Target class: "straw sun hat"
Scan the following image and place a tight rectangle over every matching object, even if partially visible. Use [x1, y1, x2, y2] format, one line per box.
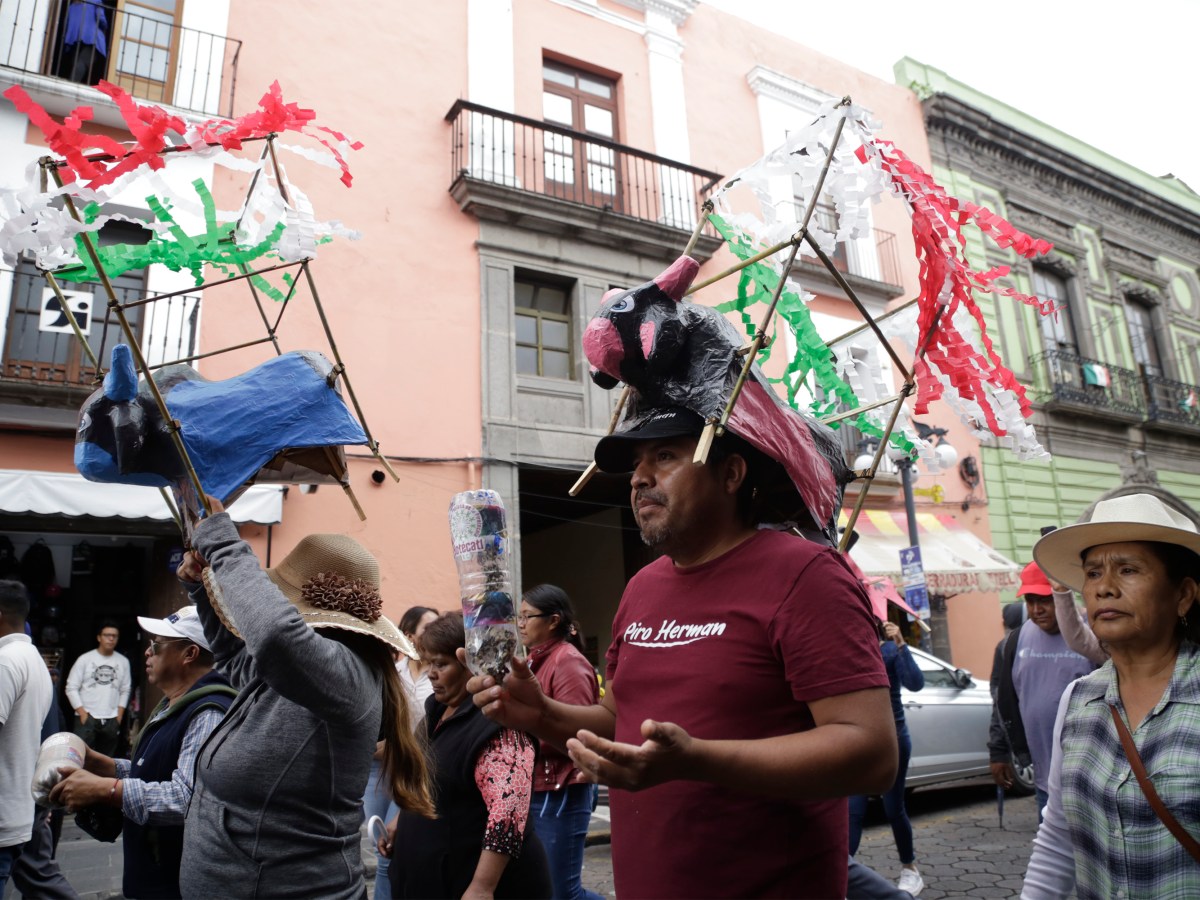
[1033, 493, 1200, 592]
[204, 533, 417, 659]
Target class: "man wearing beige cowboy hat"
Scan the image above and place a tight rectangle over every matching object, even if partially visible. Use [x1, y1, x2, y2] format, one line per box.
[173, 498, 434, 900]
[1024, 492, 1200, 898]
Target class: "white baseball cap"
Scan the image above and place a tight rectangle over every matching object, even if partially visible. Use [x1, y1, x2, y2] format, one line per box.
[137, 606, 210, 651]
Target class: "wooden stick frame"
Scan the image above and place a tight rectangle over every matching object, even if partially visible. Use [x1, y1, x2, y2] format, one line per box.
[32, 132, 387, 533]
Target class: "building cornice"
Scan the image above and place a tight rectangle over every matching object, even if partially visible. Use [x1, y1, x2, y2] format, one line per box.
[745, 65, 834, 112]
[611, 0, 698, 27]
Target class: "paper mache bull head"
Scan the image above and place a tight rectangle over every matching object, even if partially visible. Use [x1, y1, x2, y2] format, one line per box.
[76, 344, 368, 516]
[581, 255, 853, 540]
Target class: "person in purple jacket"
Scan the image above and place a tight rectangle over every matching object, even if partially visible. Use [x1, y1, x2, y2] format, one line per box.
[849, 620, 926, 896]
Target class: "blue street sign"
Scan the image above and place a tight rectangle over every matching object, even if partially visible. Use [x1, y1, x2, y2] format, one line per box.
[904, 582, 931, 620]
[900, 545, 931, 620]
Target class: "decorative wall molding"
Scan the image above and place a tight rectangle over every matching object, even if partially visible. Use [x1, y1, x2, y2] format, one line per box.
[745, 65, 834, 114]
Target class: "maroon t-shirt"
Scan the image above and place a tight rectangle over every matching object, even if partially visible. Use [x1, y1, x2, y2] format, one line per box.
[604, 529, 888, 899]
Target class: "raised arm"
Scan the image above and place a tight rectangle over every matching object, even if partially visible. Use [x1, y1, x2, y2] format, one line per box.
[1052, 587, 1106, 665]
[190, 513, 377, 723]
[180, 558, 257, 690]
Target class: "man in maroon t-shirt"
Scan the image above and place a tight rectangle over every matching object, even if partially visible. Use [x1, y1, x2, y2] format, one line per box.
[467, 406, 894, 897]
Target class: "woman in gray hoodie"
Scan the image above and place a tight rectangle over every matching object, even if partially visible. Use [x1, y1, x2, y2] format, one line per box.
[175, 504, 434, 898]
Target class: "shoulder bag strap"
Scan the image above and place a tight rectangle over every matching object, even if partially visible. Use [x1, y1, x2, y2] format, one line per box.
[1109, 703, 1200, 864]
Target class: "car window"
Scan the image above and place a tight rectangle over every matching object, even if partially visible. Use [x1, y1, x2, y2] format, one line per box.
[909, 650, 961, 688]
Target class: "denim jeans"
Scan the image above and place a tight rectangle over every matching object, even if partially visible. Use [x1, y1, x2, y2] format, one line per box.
[849, 722, 915, 864]
[361, 759, 394, 900]
[530, 784, 602, 900]
[1035, 786, 1048, 823]
[0, 842, 21, 894]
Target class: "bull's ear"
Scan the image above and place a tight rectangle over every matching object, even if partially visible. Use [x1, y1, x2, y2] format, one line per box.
[653, 255, 699, 302]
[590, 366, 619, 390]
[103, 344, 139, 402]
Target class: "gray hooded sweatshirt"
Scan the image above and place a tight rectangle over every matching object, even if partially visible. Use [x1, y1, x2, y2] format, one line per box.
[179, 514, 381, 899]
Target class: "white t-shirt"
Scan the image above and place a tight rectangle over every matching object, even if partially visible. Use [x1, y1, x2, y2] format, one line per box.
[0, 633, 53, 847]
[65, 648, 131, 719]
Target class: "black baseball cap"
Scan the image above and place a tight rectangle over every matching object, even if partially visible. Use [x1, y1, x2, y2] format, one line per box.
[593, 406, 706, 473]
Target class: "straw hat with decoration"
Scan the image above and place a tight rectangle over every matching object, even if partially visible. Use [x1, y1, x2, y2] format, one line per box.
[203, 533, 417, 659]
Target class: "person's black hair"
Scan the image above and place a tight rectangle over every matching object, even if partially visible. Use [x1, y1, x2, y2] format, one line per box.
[97, 619, 120, 636]
[522, 584, 585, 652]
[398, 605, 437, 638]
[417, 611, 466, 659]
[0, 580, 30, 624]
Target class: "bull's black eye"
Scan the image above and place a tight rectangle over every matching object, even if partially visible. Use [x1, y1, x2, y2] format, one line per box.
[608, 296, 633, 313]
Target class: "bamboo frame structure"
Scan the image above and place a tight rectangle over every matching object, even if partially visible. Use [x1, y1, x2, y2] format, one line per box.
[32, 132, 392, 535]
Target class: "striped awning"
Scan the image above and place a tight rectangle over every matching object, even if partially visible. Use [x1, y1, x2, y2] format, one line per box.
[842, 509, 1021, 596]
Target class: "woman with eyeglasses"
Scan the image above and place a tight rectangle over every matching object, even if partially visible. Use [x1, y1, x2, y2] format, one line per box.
[518, 585, 602, 900]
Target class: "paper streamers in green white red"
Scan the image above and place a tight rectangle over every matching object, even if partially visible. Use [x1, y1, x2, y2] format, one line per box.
[0, 81, 361, 286]
[709, 98, 1054, 461]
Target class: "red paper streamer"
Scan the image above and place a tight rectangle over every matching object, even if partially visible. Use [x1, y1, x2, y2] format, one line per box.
[855, 140, 1054, 435]
[3, 80, 362, 190]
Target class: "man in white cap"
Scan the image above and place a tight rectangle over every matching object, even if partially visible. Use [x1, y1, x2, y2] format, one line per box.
[51, 607, 236, 899]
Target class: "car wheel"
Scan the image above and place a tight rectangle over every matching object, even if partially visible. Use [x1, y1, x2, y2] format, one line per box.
[1009, 754, 1035, 796]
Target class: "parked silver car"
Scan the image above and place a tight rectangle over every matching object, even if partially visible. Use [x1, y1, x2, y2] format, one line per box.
[902, 646, 1034, 793]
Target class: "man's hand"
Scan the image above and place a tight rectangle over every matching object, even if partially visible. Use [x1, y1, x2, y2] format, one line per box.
[462, 650, 548, 733]
[566, 718, 694, 791]
[883, 622, 905, 646]
[49, 767, 113, 812]
[176, 550, 207, 584]
[76, 709, 89, 725]
[990, 761, 1015, 789]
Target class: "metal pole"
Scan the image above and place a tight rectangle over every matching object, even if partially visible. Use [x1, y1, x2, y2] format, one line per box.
[900, 459, 920, 547]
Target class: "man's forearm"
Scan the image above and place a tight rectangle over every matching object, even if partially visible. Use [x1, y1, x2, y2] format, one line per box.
[682, 688, 897, 801]
[539, 696, 616, 752]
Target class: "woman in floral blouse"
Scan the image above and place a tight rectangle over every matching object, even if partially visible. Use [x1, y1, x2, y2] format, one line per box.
[384, 612, 550, 899]
[1024, 494, 1200, 899]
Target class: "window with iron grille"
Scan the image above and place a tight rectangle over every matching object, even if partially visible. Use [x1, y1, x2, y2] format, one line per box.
[515, 272, 574, 380]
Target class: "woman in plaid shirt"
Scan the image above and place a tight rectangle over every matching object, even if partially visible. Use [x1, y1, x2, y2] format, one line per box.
[1023, 494, 1200, 899]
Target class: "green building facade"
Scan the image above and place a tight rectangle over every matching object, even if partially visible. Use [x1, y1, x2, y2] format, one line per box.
[895, 59, 1200, 593]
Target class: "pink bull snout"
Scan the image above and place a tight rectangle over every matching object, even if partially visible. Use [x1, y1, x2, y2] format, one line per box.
[582, 317, 625, 379]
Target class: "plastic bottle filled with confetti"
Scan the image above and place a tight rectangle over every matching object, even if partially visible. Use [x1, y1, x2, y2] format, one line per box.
[449, 489, 522, 681]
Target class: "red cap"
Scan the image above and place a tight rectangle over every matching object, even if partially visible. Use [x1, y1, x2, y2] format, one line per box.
[1018, 560, 1053, 597]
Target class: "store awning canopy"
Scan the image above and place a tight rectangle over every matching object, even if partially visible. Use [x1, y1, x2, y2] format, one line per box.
[0, 469, 284, 525]
[842, 509, 1021, 596]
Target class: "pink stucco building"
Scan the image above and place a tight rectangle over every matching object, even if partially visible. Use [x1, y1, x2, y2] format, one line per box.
[0, 0, 1009, 699]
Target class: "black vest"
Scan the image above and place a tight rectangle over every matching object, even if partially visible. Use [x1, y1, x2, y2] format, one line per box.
[123, 670, 237, 899]
[390, 696, 549, 899]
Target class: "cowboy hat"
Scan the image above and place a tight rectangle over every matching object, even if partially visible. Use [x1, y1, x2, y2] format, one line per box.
[205, 533, 417, 659]
[1033, 493, 1200, 591]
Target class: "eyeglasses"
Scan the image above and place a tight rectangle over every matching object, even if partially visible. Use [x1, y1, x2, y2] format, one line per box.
[149, 638, 185, 655]
[517, 613, 550, 624]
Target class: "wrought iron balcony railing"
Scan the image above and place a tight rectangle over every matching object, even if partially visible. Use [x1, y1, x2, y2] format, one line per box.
[1, 0, 240, 116]
[1145, 372, 1200, 428]
[446, 100, 722, 232]
[797, 203, 903, 290]
[1, 266, 199, 391]
[1032, 348, 1146, 417]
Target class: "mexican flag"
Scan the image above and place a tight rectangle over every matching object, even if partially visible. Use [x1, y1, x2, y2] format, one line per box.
[1082, 362, 1111, 387]
[1181, 389, 1198, 411]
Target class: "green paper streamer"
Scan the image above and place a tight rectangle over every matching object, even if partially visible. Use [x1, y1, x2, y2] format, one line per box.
[55, 179, 285, 288]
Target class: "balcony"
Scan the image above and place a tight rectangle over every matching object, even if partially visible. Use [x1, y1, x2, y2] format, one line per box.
[1032, 348, 1146, 421]
[0, 265, 199, 422]
[445, 100, 724, 262]
[795, 203, 905, 300]
[1145, 373, 1200, 432]
[1, 0, 240, 116]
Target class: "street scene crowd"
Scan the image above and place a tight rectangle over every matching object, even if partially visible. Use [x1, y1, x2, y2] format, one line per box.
[3, 402, 1200, 899]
